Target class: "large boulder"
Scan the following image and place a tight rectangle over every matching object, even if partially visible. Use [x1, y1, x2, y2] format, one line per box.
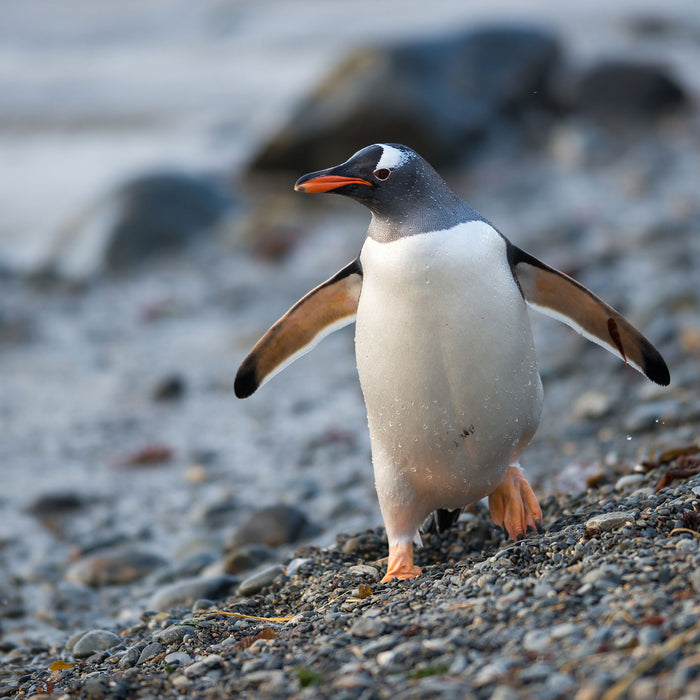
[574, 60, 689, 121]
[43, 172, 236, 281]
[248, 26, 562, 173]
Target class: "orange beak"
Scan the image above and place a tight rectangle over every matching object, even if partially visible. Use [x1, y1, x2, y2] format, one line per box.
[294, 174, 372, 193]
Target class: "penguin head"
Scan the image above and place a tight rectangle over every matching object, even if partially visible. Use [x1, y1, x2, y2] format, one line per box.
[294, 143, 454, 219]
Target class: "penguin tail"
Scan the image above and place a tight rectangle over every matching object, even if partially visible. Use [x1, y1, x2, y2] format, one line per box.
[421, 508, 462, 535]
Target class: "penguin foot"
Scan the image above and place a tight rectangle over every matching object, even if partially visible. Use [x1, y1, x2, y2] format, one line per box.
[488, 466, 543, 540]
[381, 541, 422, 583]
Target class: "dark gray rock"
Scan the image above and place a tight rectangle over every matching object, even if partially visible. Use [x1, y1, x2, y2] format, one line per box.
[576, 61, 688, 120]
[228, 504, 313, 548]
[152, 374, 187, 401]
[66, 546, 167, 587]
[238, 564, 285, 596]
[148, 575, 238, 611]
[118, 645, 142, 670]
[71, 629, 121, 659]
[45, 171, 235, 280]
[192, 497, 239, 530]
[153, 625, 192, 645]
[223, 544, 277, 574]
[184, 653, 226, 678]
[25, 491, 88, 517]
[137, 642, 163, 664]
[248, 25, 561, 173]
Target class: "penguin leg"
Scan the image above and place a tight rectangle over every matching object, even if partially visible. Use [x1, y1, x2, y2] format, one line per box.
[488, 465, 543, 540]
[381, 541, 422, 583]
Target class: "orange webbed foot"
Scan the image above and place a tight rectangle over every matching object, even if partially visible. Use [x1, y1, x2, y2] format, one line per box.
[488, 465, 543, 541]
[381, 541, 422, 583]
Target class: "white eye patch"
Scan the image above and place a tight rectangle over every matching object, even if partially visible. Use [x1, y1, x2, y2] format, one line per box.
[376, 144, 411, 170]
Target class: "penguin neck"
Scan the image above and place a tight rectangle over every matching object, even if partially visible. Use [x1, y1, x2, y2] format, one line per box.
[366, 188, 485, 243]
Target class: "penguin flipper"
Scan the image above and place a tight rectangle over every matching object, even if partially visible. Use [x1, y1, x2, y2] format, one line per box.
[508, 244, 670, 386]
[235, 259, 363, 398]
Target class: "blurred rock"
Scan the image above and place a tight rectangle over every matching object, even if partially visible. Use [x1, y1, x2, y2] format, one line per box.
[248, 25, 561, 173]
[26, 492, 89, 517]
[66, 546, 167, 587]
[152, 374, 187, 401]
[191, 497, 238, 530]
[227, 504, 315, 548]
[238, 564, 285, 596]
[575, 61, 688, 121]
[223, 544, 277, 575]
[43, 172, 235, 281]
[148, 575, 238, 611]
[112, 443, 174, 468]
[71, 629, 121, 659]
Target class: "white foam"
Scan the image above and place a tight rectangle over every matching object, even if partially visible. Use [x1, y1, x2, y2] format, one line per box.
[375, 144, 411, 171]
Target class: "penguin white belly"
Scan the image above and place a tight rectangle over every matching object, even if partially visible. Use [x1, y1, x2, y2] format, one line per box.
[356, 221, 543, 540]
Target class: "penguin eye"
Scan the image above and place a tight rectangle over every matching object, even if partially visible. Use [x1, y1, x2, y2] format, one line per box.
[373, 168, 391, 181]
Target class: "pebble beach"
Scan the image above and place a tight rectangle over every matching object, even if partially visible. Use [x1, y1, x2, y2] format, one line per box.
[1, 1, 700, 698]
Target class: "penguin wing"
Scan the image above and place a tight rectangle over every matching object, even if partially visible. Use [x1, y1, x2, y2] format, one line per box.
[508, 244, 670, 386]
[235, 259, 363, 398]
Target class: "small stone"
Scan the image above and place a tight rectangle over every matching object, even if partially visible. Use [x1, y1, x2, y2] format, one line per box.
[138, 642, 163, 664]
[350, 617, 386, 639]
[184, 654, 226, 678]
[347, 564, 380, 580]
[149, 575, 238, 611]
[489, 686, 520, 700]
[71, 629, 121, 659]
[238, 565, 285, 596]
[638, 626, 663, 646]
[164, 652, 193, 668]
[522, 629, 552, 653]
[689, 568, 700, 594]
[192, 498, 238, 530]
[585, 511, 636, 535]
[66, 547, 167, 587]
[119, 645, 142, 669]
[615, 474, 645, 491]
[572, 390, 614, 420]
[286, 558, 312, 577]
[228, 504, 313, 548]
[153, 625, 191, 645]
[152, 374, 186, 401]
[223, 544, 277, 574]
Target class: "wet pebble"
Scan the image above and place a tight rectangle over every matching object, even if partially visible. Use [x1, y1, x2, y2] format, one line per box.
[66, 547, 167, 587]
[148, 575, 238, 611]
[238, 564, 285, 596]
[71, 629, 121, 659]
[228, 504, 313, 548]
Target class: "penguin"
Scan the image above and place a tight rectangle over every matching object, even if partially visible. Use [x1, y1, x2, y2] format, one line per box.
[235, 143, 670, 583]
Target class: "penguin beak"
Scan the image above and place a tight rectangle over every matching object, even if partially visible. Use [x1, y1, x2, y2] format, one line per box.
[294, 170, 372, 193]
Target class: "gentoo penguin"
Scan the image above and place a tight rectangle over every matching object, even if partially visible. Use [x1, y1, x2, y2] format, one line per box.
[235, 144, 670, 583]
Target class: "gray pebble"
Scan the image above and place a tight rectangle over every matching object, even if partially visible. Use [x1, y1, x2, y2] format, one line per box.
[347, 564, 380, 580]
[238, 564, 285, 596]
[138, 642, 163, 664]
[66, 547, 167, 587]
[153, 625, 191, 645]
[72, 629, 121, 659]
[585, 511, 636, 534]
[164, 651, 193, 668]
[615, 474, 645, 491]
[349, 617, 386, 639]
[638, 626, 663, 646]
[118, 645, 142, 669]
[149, 575, 238, 611]
[286, 557, 312, 577]
[184, 653, 226, 678]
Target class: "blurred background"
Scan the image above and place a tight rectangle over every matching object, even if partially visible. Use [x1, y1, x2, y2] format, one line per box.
[1, 0, 699, 647]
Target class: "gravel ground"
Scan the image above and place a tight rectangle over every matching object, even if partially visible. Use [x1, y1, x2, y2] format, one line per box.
[2, 3, 700, 699]
[4, 447, 700, 699]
